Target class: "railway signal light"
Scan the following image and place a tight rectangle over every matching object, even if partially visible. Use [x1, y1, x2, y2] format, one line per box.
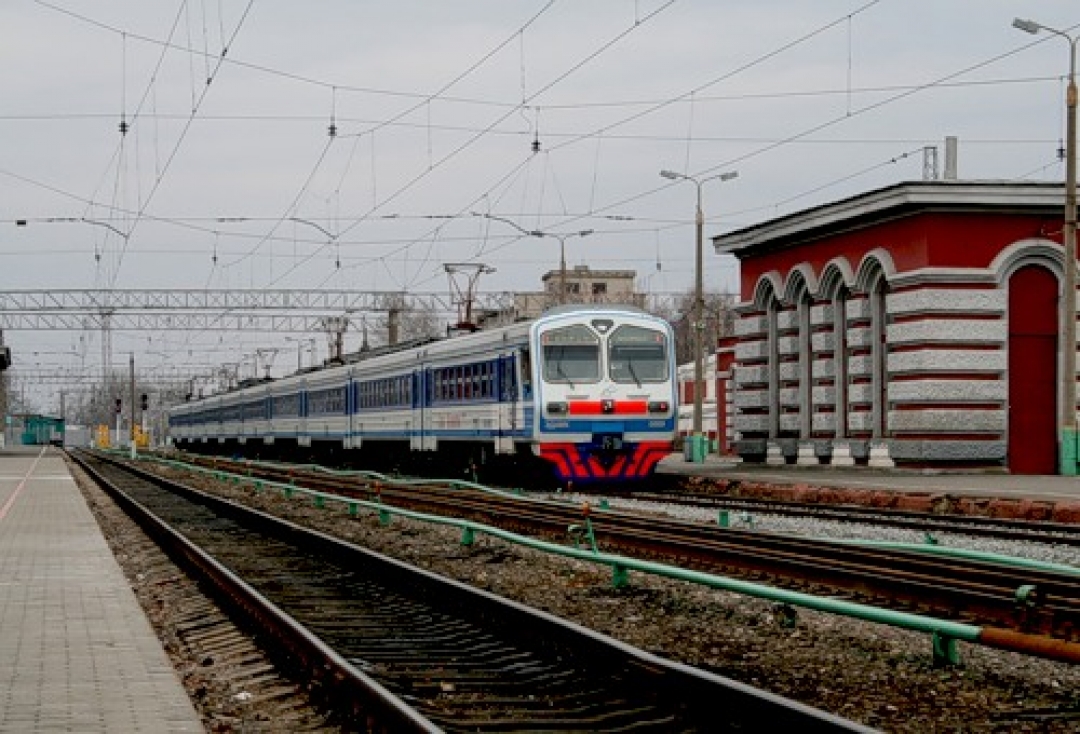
[114, 397, 122, 414]
[140, 393, 148, 411]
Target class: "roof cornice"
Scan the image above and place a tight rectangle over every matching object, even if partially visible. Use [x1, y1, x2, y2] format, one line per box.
[713, 180, 1066, 257]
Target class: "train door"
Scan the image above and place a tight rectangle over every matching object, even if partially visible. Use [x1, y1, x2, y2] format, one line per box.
[496, 354, 518, 453]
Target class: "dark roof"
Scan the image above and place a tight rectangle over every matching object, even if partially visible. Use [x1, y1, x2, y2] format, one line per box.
[713, 180, 1066, 257]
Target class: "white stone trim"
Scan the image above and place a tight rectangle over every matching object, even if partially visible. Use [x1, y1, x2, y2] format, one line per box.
[779, 387, 801, 407]
[845, 298, 872, 320]
[779, 362, 801, 381]
[847, 326, 872, 348]
[812, 413, 838, 432]
[734, 364, 770, 385]
[810, 304, 835, 325]
[848, 412, 874, 432]
[887, 379, 1007, 403]
[889, 349, 1006, 375]
[735, 315, 769, 337]
[811, 331, 836, 352]
[812, 357, 836, 379]
[848, 355, 873, 377]
[777, 311, 798, 330]
[888, 408, 1006, 432]
[848, 383, 875, 404]
[735, 341, 771, 361]
[734, 390, 770, 409]
[830, 440, 856, 465]
[812, 385, 837, 405]
[796, 442, 820, 465]
[888, 268, 997, 287]
[779, 414, 801, 432]
[777, 335, 801, 356]
[868, 441, 895, 468]
[888, 288, 1006, 316]
[887, 320, 1006, 346]
[736, 414, 771, 432]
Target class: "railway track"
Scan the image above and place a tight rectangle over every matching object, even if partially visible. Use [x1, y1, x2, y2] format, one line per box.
[165, 454, 1080, 659]
[74, 450, 867, 733]
[624, 488, 1080, 547]
[75, 461, 338, 731]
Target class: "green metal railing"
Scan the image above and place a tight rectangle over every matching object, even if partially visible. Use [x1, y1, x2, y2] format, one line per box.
[111, 450, 1080, 666]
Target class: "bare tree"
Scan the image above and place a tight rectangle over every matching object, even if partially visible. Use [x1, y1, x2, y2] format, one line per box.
[650, 289, 736, 366]
[371, 301, 442, 348]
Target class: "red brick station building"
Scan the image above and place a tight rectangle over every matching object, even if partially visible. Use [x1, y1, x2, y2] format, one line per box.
[711, 180, 1078, 476]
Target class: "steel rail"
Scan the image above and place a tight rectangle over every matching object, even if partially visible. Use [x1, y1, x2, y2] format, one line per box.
[79, 450, 870, 732]
[175, 455, 1080, 646]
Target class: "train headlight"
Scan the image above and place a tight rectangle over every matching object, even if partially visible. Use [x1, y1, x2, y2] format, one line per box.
[546, 401, 569, 415]
[647, 401, 670, 413]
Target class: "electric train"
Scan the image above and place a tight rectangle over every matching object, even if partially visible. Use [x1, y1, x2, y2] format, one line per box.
[168, 306, 677, 484]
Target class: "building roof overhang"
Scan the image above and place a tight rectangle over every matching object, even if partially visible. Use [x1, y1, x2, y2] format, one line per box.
[713, 180, 1066, 259]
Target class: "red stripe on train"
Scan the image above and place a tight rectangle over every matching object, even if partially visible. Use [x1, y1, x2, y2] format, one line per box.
[567, 400, 648, 416]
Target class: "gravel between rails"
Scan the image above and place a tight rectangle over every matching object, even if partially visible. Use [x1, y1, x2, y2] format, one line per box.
[107, 460, 1080, 732]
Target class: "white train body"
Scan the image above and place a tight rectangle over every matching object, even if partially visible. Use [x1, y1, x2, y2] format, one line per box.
[169, 306, 676, 482]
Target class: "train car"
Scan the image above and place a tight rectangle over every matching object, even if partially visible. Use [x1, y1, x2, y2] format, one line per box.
[531, 307, 676, 481]
[168, 306, 677, 484]
[20, 414, 66, 446]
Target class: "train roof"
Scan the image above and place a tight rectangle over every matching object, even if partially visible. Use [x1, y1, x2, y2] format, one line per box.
[171, 305, 669, 412]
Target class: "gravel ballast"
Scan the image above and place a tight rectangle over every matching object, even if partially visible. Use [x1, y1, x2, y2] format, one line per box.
[113, 461, 1080, 732]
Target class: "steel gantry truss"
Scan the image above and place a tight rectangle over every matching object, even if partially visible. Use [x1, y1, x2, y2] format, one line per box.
[0, 288, 712, 332]
[0, 289, 518, 332]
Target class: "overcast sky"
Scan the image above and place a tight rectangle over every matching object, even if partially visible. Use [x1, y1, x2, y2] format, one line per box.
[2, 0, 1077, 410]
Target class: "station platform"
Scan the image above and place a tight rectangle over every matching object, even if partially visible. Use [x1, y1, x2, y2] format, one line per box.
[656, 454, 1080, 518]
[0, 446, 202, 733]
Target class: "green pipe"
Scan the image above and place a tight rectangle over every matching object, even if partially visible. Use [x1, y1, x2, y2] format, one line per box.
[129, 454, 993, 649]
[254, 474, 983, 644]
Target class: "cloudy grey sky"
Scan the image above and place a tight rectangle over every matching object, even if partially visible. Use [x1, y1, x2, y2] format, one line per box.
[2, 0, 1077, 410]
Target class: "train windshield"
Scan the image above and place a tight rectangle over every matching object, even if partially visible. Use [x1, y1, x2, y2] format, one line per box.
[541, 325, 600, 385]
[609, 325, 668, 385]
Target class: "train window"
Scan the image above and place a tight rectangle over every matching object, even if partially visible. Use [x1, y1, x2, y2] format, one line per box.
[609, 325, 668, 384]
[275, 393, 301, 417]
[541, 325, 600, 384]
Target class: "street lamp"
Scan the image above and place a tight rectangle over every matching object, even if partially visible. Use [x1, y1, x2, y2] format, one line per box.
[1013, 18, 1078, 475]
[474, 213, 593, 306]
[660, 168, 738, 462]
[550, 230, 595, 305]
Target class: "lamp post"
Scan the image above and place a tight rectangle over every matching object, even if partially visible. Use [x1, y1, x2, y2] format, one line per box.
[1013, 18, 1078, 475]
[660, 168, 738, 462]
[474, 213, 593, 306]
[550, 230, 595, 305]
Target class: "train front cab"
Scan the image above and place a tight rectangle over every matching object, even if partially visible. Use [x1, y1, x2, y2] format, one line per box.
[532, 311, 675, 483]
